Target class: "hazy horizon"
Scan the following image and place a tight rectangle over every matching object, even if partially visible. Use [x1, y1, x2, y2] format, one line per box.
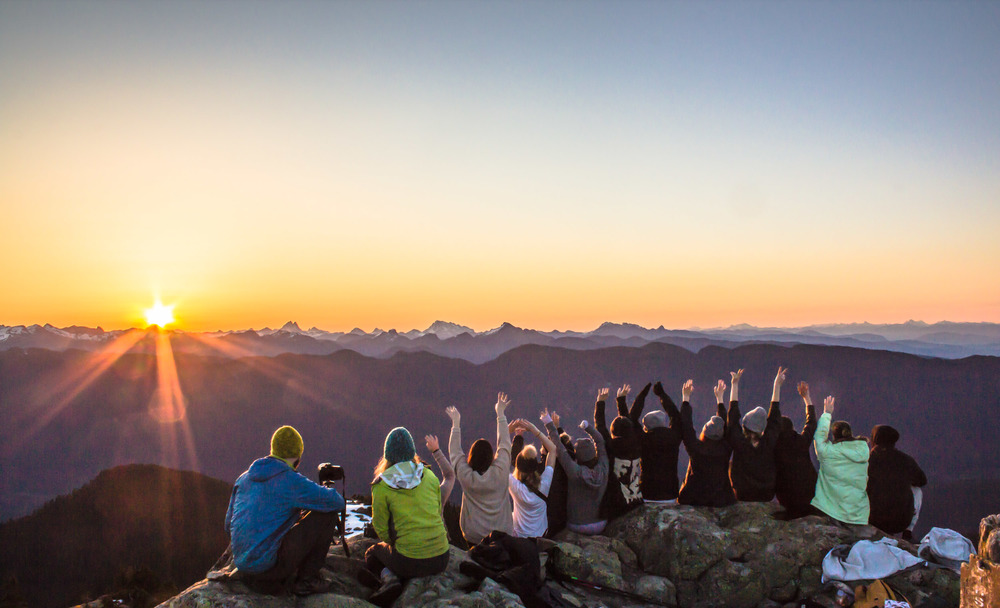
[3, 1, 998, 332]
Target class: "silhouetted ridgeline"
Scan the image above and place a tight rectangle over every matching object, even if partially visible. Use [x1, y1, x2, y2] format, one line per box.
[0, 464, 230, 608]
[1, 342, 998, 539]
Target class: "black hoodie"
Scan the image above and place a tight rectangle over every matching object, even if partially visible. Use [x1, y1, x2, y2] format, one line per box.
[596, 384, 647, 519]
[867, 425, 927, 534]
[773, 404, 819, 516]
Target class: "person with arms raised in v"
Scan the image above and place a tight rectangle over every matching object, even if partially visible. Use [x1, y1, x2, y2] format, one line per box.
[726, 367, 785, 502]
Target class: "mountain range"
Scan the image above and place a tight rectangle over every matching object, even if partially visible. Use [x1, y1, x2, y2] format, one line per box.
[3, 319, 1000, 362]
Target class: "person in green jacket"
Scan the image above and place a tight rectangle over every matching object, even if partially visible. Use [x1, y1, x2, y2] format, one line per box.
[810, 396, 871, 526]
[360, 427, 450, 607]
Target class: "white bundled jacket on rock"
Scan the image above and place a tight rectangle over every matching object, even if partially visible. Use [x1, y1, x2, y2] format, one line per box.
[822, 538, 924, 582]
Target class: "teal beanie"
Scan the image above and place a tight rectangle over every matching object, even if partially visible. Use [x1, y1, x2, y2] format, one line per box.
[384, 427, 416, 465]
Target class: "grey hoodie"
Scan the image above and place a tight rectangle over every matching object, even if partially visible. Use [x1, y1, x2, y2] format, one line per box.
[546, 422, 608, 527]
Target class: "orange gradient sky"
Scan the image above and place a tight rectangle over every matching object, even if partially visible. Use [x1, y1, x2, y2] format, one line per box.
[2, 2, 999, 332]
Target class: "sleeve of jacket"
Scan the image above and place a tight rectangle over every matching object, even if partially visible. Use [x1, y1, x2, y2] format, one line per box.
[289, 470, 345, 512]
[492, 410, 511, 474]
[726, 400, 744, 449]
[431, 448, 456, 504]
[371, 482, 391, 543]
[679, 401, 701, 454]
[449, 423, 477, 488]
[616, 394, 629, 418]
[908, 454, 928, 487]
[595, 399, 612, 447]
[764, 401, 781, 448]
[224, 486, 236, 533]
[801, 404, 818, 449]
[813, 412, 833, 461]
[629, 383, 651, 425]
[547, 421, 584, 482]
[659, 390, 681, 426]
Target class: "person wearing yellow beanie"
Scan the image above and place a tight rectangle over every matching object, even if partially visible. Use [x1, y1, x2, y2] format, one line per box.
[225, 425, 345, 596]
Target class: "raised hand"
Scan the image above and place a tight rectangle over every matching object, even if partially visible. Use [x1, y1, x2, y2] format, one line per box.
[425, 434, 440, 452]
[714, 379, 727, 403]
[579, 419, 590, 431]
[798, 381, 812, 406]
[551, 410, 561, 428]
[653, 381, 665, 397]
[445, 406, 461, 425]
[495, 392, 510, 416]
[540, 409, 553, 426]
[682, 379, 694, 401]
[508, 419, 525, 435]
[730, 369, 744, 385]
[823, 396, 835, 414]
[774, 366, 787, 388]
[597, 388, 610, 402]
[617, 384, 631, 399]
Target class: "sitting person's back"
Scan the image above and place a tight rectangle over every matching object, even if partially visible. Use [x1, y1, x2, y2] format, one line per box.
[226, 426, 345, 595]
[677, 378, 736, 508]
[774, 382, 819, 518]
[811, 396, 870, 526]
[641, 382, 684, 502]
[867, 425, 927, 535]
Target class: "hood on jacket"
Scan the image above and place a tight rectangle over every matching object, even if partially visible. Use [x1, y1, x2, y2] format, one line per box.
[380, 460, 425, 490]
[247, 456, 294, 482]
[871, 425, 900, 447]
[610, 415, 634, 439]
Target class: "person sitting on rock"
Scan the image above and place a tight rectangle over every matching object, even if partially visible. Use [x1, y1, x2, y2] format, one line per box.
[423, 433, 456, 507]
[867, 425, 927, 540]
[447, 392, 514, 545]
[543, 389, 610, 535]
[773, 381, 819, 519]
[360, 427, 451, 607]
[726, 367, 784, 502]
[507, 415, 558, 538]
[595, 383, 647, 519]
[544, 413, 576, 537]
[224, 425, 345, 596]
[677, 379, 737, 507]
[811, 396, 871, 526]
[636, 381, 684, 503]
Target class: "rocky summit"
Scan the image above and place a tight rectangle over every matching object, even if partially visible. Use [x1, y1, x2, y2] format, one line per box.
[154, 502, 960, 608]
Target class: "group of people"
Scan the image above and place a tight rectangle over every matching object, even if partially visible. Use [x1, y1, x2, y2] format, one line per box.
[221, 366, 927, 606]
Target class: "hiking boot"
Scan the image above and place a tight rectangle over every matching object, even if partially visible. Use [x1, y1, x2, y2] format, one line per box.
[292, 575, 331, 596]
[357, 567, 381, 589]
[368, 580, 403, 607]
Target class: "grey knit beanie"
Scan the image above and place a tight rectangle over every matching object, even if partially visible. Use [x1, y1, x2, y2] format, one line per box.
[701, 416, 725, 440]
[573, 438, 597, 463]
[741, 407, 767, 435]
[642, 410, 667, 430]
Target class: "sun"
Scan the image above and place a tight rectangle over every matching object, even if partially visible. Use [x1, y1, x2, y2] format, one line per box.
[144, 299, 176, 328]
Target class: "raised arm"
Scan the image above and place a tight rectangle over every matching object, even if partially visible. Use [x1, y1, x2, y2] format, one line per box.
[813, 396, 835, 459]
[425, 434, 456, 505]
[629, 382, 652, 424]
[532, 413, 559, 467]
[495, 391, 512, 460]
[798, 381, 818, 440]
[446, 406, 463, 470]
[615, 384, 631, 418]
[594, 388, 612, 446]
[653, 381, 682, 423]
[714, 379, 727, 421]
[772, 366, 787, 403]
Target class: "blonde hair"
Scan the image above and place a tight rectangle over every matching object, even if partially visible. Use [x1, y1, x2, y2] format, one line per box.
[514, 445, 542, 491]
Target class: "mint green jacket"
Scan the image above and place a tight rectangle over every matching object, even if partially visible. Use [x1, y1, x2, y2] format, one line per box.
[810, 413, 870, 525]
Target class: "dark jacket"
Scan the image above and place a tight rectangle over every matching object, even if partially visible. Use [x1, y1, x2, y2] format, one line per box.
[867, 425, 927, 534]
[544, 428, 572, 537]
[596, 385, 647, 519]
[727, 400, 781, 502]
[636, 383, 683, 501]
[677, 401, 736, 507]
[773, 405, 819, 516]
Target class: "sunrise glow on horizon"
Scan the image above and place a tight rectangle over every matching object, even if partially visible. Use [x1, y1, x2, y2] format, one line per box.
[2, 2, 999, 333]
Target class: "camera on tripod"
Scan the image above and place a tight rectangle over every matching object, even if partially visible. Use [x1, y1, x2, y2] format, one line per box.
[317, 463, 344, 486]
[317, 462, 351, 557]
